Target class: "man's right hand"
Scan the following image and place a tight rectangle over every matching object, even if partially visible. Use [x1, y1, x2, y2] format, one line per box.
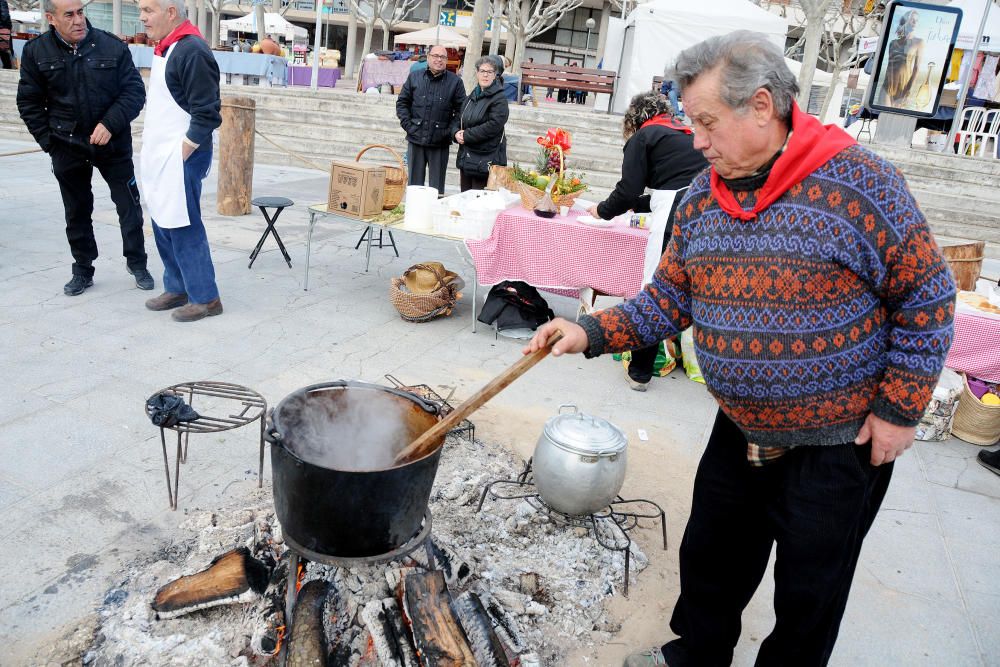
[523, 318, 589, 357]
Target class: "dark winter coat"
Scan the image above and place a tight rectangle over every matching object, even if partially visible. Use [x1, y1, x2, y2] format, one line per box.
[597, 124, 708, 220]
[16, 21, 145, 157]
[396, 66, 466, 148]
[455, 79, 509, 176]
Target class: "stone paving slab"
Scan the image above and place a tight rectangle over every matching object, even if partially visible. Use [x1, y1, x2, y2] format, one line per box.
[0, 138, 996, 665]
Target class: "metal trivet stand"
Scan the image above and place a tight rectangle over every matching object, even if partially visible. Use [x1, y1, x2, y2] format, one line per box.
[146, 381, 267, 510]
[477, 460, 666, 596]
[385, 374, 475, 441]
[283, 510, 435, 629]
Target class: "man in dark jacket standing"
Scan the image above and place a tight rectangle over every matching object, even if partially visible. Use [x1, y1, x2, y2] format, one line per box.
[16, 0, 152, 296]
[396, 44, 465, 194]
[0, 0, 13, 69]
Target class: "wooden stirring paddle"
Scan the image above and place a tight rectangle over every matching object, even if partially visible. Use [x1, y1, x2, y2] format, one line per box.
[393, 330, 565, 464]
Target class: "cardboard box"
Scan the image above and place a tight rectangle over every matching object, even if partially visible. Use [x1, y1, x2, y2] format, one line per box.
[328, 161, 385, 219]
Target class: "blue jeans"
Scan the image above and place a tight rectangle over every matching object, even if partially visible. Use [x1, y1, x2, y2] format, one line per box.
[668, 88, 682, 117]
[152, 148, 219, 304]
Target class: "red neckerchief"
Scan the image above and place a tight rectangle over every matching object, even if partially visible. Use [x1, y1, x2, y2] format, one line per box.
[640, 114, 693, 135]
[154, 20, 203, 57]
[709, 102, 857, 221]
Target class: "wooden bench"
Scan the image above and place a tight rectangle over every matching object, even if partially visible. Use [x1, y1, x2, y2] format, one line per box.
[519, 63, 616, 112]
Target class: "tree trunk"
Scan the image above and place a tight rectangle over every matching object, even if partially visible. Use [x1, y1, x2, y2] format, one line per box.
[595, 1, 610, 63]
[361, 20, 374, 68]
[197, 0, 208, 41]
[429, 0, 441, 25]
[504, 29, 516, 66]
[511, 27, 526, 75]
[112, 0, 122, 36]
[462, 0, 490, 89]
[819, 61, 844, 122]
[381, 23, 390, 50]
[254, 3, 267, 41]
[211, 6, 221, 51]
[488, 0, 504, 56]
[796, 0, 831, 110]
[217, 96, 256, 216]
[345, 3, 359, 78]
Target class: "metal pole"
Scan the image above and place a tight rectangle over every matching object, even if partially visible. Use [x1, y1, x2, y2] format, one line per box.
[945, 0, 993, 150]
[311, 0, 323, 90]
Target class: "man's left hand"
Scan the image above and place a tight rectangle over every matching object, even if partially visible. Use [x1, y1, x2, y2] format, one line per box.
[89, 123, 112, 146]
[181, 141, 196, 161]
[854, 413, 915, 466]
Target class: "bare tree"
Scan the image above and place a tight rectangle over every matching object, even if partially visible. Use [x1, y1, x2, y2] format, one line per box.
[794, 0, 836, 108]
[378, 0, 421, 50]
[347, 0, 379, 63]
[504, 0, 583, 74]
[461, 0, 490, 88]
[816, 1, 884, 119]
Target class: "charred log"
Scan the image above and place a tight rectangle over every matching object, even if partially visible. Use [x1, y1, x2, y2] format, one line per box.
[285, 579, 331, 667]
[152, 547, 269, 620]
[451, 591, 510, 667]
[398, 571, 476, 667]
[361, 598, 419, 667]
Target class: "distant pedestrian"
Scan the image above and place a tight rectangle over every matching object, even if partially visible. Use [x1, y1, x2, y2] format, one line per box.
[0, 0, 12, 69]
[455, 55, 509, 191]
[16, 0, 152, 296]
[138, 0, 224, 322]
[396, 44, 465, 194]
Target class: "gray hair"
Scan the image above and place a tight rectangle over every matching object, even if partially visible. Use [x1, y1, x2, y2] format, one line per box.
[674, 30, 799, 122]
[162, 0, 188, 18]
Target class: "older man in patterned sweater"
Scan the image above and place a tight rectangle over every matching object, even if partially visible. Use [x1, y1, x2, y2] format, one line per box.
[525, 31, 955, 667]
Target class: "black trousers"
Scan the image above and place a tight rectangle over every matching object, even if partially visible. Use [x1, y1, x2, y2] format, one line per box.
[407, 143, 449, 194]
[459, 170, 488, 192]
[51, 146, 147, 278]
[0, 49, 12, 70]
[664, 411, 892, 666]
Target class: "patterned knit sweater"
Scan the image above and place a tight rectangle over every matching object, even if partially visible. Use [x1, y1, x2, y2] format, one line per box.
[580, 144, 956, 447]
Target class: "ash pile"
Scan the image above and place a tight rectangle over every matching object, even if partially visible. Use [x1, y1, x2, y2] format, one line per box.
[83, 434, 650, 665]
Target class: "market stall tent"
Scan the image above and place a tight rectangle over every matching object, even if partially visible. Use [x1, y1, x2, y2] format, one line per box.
[948, 0, 1000, 52]
[220, 12, 308, 42]
[607, 0, 788, 114]
[393, 25, 469, 49]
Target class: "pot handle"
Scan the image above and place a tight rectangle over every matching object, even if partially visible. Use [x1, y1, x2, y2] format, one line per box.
[263, 408, 283, 445]
[558, 404, 578, 415]
[299, 380, 440, 415]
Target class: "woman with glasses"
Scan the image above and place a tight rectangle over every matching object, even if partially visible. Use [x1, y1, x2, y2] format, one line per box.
[454, 56, 510, 191]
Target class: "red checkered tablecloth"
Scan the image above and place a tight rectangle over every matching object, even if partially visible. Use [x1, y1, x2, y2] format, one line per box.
[465, 207, 650, 298]
[945, 305, 1000, 383]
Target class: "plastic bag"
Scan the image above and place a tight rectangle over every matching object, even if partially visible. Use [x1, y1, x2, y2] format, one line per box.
[614, 339, 679, 377]
[680, 328, 704, 385]
[915, 368, 964, 441]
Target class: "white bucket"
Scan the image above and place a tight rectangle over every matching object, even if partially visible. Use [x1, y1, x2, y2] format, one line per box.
[404, 186, 438, 231]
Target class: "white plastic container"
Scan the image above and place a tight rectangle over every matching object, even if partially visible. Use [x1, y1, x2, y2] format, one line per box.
[404, 185, 438, 232]
[432, 189, 519, 238]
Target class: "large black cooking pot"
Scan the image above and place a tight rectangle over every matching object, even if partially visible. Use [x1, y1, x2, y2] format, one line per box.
[265, 380, 445, 559]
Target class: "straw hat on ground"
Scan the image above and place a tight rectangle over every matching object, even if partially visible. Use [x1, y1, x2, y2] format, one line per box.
[402, 262, 464, 294]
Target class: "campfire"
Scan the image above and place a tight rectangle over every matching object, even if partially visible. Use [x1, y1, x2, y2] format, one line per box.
[79, 428, 654, 665]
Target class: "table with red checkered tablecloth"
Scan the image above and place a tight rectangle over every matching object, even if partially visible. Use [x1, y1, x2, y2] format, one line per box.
[945, 300, 1000, 383]
[465, 207, 650, 331]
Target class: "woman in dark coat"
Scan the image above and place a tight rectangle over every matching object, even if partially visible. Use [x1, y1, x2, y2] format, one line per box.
[454, 56, 509, 191]
[588, 91, 708, 392]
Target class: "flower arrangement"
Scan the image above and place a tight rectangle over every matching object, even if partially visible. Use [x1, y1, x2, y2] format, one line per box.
[509, 127, 587, 205]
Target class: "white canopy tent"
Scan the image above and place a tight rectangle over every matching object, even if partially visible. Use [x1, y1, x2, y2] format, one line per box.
[10, 10, 41, 26]
[394, 26, 469, 49]
[220, 12, 307, 42]
[949, 0, 1000, 52]
[606, 0, 788, 114]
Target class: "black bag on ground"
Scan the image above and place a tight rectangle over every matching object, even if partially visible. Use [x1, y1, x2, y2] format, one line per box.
[477, 281, 555, 331]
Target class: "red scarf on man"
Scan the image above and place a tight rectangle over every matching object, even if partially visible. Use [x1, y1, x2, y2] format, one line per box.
[709, 102, 856, 221]
[154, 20, 203, 57]
[640, 114, 693, 135]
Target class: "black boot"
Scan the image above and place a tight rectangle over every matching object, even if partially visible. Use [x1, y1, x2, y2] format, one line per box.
[64, 275, 94, 296]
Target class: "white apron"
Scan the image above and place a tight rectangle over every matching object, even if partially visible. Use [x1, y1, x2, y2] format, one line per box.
[140, 44, 192, 229]
[642, 189, 680, 283]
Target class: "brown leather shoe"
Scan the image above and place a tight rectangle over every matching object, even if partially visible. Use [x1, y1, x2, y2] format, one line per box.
[146, 292, 188, 311]
[171, 298, 223, 322]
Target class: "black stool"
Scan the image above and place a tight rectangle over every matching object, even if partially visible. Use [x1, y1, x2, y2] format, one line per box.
[249, 196, 294, 268]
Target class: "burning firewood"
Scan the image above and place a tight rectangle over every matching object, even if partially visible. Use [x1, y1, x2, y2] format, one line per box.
[398, 571, 477, 667]
[451, 591, 511, 667]
[152, 547, 269, 620]
[285, 579, 331, 667]
[361, 598, 419, 667]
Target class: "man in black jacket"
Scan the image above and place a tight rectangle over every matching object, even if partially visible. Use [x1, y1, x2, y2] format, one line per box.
[16, 0, 152, 296]
[0, 0, 13, 69]
[396, 45, 465, 194]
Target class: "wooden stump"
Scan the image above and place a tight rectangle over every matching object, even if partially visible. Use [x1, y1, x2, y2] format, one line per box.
[940, 240, 985, 291]
[218, 96, 255, 216]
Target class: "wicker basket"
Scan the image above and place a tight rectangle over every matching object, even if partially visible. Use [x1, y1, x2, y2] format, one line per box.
[356, 144, 405, 210]
[513, 179, 586, 210]
[951, 373, 1000, 446]
[389, 278, 460, 322]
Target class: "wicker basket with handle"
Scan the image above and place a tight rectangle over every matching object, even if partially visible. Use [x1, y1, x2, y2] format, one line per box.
[356, 144, 406, 210]
[509, 146, 586, 210]
[952, 373, 1000, 446]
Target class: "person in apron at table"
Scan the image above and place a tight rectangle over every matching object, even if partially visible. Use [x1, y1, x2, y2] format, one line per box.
[138, 0, 223, 322]
[587, 91, 707, 391]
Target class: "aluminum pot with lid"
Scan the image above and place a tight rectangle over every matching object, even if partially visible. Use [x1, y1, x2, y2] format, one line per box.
[532, 404, 628, 516]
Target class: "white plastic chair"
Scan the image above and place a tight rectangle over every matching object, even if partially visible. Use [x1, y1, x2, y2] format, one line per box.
[956, 107, 986, 156]
[973, 109, 1000, 158]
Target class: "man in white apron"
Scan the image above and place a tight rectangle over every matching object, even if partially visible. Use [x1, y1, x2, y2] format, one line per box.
[587, 91, 707, 390]
[138, 0, 222, 322]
